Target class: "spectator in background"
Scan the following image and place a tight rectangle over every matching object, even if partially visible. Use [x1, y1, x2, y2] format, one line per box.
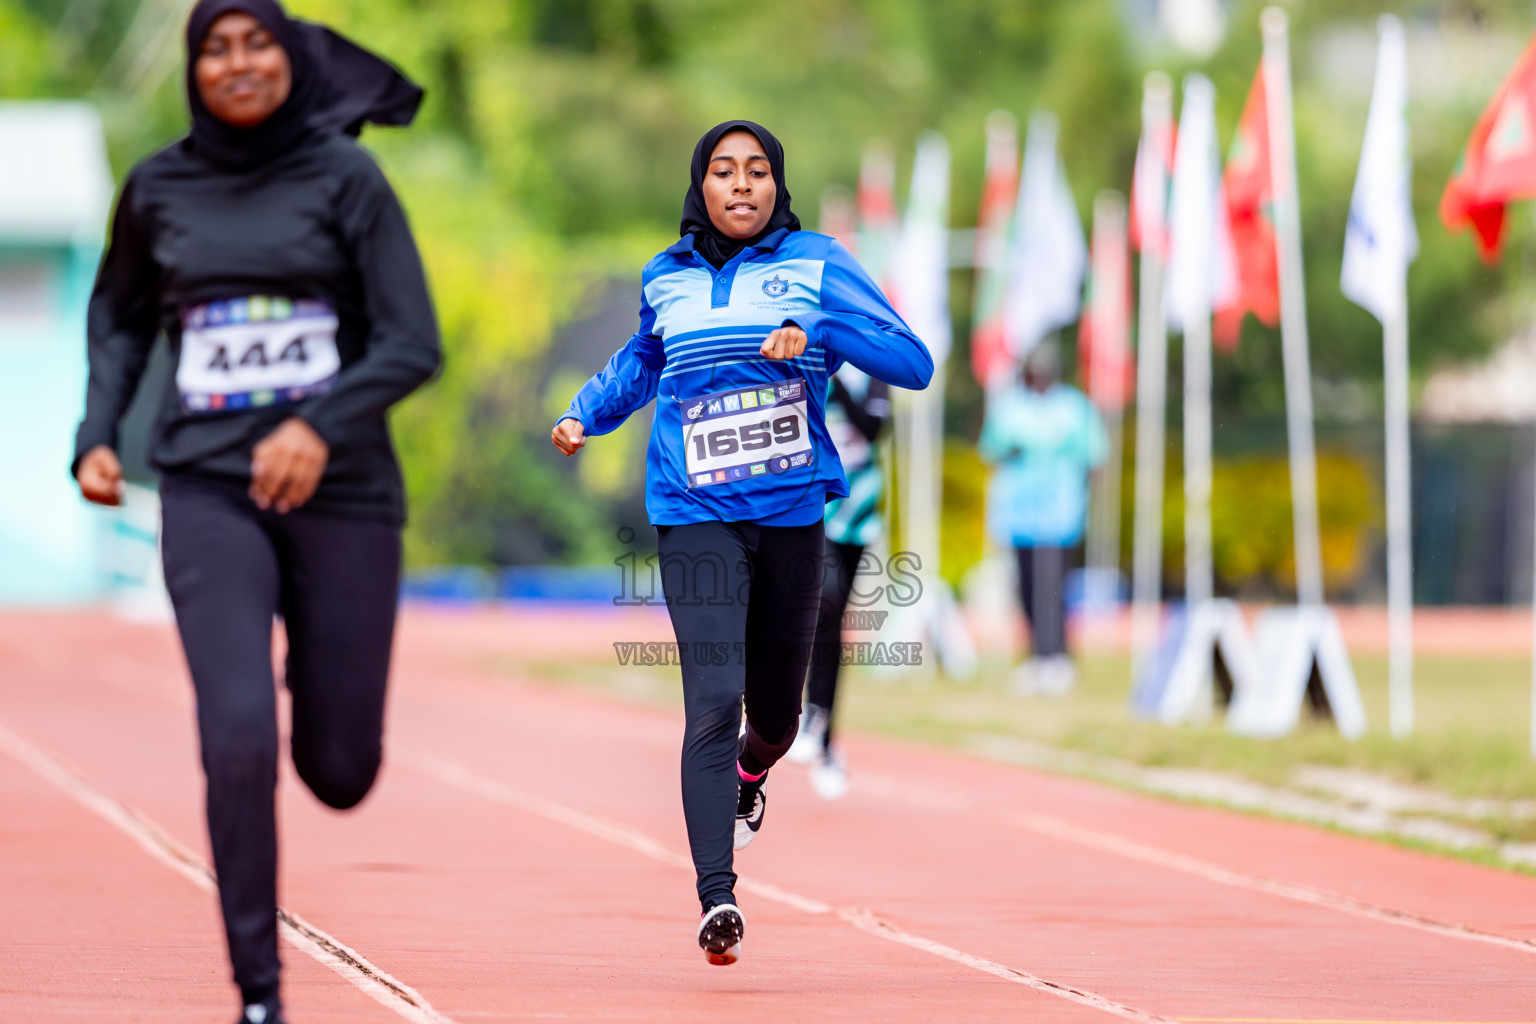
[979, 341, 1106, 696]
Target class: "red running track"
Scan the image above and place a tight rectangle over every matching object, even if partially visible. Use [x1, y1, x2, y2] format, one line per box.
[3, 607, 1536, 1024]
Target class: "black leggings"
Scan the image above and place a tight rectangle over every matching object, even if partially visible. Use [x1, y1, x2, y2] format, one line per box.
[159, 475, 401, 1007]
[656, 519, 824, 912]
[1015, 544, 1067, 658]
[805, 540, 865, 746]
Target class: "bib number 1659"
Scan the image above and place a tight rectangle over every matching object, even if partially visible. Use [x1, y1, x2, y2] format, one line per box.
[691, 415, 801, 460]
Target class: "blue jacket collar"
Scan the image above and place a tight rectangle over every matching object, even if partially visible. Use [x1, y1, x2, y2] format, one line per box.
[665, 226, 793, 259]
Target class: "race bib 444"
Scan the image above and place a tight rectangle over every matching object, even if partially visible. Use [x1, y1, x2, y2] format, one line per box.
[177, 296, 341, 412]
[680, 378, 815, 488]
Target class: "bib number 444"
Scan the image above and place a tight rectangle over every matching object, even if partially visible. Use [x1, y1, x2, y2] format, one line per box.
[206, 335, 313, 372]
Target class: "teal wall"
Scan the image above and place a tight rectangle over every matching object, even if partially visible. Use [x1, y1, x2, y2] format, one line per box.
[0, 240, 106, 605]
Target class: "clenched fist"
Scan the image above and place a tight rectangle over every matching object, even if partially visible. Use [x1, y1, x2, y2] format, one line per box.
[552, 417, 586, 456]
[760, 324, 807, 361]
[76, 445, 124, 506]
[250, 417, 329, 514]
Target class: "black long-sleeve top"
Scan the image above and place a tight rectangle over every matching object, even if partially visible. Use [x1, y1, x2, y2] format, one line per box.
[74, 133, 440, 524]
[829, 374, 890, 444]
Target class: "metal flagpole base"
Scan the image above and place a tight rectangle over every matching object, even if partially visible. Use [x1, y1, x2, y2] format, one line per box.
[1228, 605, 1367, 739]
[1132, 599, 1259, 725]
[872, 578, 978, 683]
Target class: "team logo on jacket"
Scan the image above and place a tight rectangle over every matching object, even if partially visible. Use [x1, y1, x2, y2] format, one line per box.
[762, 274, 789, 297]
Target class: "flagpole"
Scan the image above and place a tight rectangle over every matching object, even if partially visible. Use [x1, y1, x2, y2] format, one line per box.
[1162, 72, 1222, 615]
[1088, 191, 1129, 614]
[1530, 445, 1536, 756]
[1184, 280, 1214, 609]
[894, 132, 974, 680]
[1384, 304, 1414, 737]
[1343, 14, 1415, 738]
[1132, 72, 1173, 680]
[1262, 6, 1326, 609]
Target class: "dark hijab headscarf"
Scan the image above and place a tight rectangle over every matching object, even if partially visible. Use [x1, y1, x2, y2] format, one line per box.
[184, 0, 423, 169]
[680, 120, 801, 269]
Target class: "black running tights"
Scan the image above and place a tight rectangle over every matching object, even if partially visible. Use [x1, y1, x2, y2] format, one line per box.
[804, 540, 865, 746]
[655, 519, 824, 912]
[159, 475, 400, 1007]
[1015, 543, 1067, 658]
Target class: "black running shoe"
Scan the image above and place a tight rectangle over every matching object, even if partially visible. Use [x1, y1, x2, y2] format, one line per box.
[697, 902, 745, 965]
[734, 777, 766, 850]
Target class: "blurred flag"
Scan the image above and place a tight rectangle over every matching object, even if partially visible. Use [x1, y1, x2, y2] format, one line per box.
[1216, 66, 1280, 350]
[1165, 75, 1238, 334]
[1345, 14, 1416, 741]
[857, 141, 900, 290]
[1080, 198, 1134, 410]
[892, 132, 953, 363]
[1004, 111, 1086, 359]
[971, 111, 1020, 388]
[819, 184, 858, 256]
[1441, 32, 1536, 261]
[1130, 100, 1175, 255]
[1344, 15, 1417, 320]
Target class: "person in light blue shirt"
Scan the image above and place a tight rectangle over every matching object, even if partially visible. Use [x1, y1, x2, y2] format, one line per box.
[552, 120, 932, 966]
[978, 341, 1106, 694]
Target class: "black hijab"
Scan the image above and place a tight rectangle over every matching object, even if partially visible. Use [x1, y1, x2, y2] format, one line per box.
[679, 120, 801, 269]
[185, 0, 424, 169]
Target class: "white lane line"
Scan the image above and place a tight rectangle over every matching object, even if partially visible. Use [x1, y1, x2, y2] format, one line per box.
[0, 721, 457, 1024]
[396, 746, 1173, 1024]
[835, 907, 1175, 1023]
[851, 771, 1536, 958]
[1007, 809, 1536, 957]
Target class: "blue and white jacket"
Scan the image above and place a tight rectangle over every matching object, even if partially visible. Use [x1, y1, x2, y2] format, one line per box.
[560, 228, 933, 525]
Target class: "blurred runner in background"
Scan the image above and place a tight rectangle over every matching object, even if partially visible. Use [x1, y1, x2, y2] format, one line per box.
[787, 367, 892, 799]
[979, 341, 1105, 696]
[72, 3, 435, 1020]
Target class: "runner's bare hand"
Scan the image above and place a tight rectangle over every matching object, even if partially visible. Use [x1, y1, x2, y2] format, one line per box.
[760, 325, 807, 361]
[250, 417, 329, 514]
[552, 417, 586, 456]
[76, 445, 124, 507]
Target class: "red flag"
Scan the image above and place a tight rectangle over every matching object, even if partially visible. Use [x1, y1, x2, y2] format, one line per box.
[1129, 118, 1174, 256]
[819, 186, 858, 256]
[855, 143, 899, 292]
[1078, 228, 1135, 410]
[1215, 66, 1280, 351]
[970, 114, 1019, 387]
[1441, 33, 1536, 262]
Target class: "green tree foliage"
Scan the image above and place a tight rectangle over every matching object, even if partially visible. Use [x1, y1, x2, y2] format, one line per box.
[5, 0, 1533, 574]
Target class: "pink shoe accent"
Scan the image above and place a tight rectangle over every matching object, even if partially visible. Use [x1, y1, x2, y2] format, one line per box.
[737, 762, 765, 783]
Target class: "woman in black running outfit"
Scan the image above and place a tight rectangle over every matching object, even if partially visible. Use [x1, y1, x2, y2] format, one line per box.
[73, 3, 437, 1021]
[553, 121, 931, 966]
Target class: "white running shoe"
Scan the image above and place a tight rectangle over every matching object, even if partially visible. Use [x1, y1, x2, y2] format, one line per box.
[786, 704, 830, 765]
[1035, 654, 1077, 695]
[1010, 658, 1041, 696]
[734, 780, 766, 850]
[809, 746, 849, 801]
[697, 903, 745, 965]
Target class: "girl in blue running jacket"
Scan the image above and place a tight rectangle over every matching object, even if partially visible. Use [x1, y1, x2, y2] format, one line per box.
[552, 120, 932, 966]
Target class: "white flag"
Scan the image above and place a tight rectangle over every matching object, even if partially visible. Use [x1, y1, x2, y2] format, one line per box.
[1342, 15, 1417, 323]
[892, 132, 953, 362]
[1164, 74, 1238, 335]
[1004, 111, 1086, 357]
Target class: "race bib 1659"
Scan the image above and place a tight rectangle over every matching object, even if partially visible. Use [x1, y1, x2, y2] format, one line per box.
[177, 296, 341, 412]
[680, 378, 815, 489]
